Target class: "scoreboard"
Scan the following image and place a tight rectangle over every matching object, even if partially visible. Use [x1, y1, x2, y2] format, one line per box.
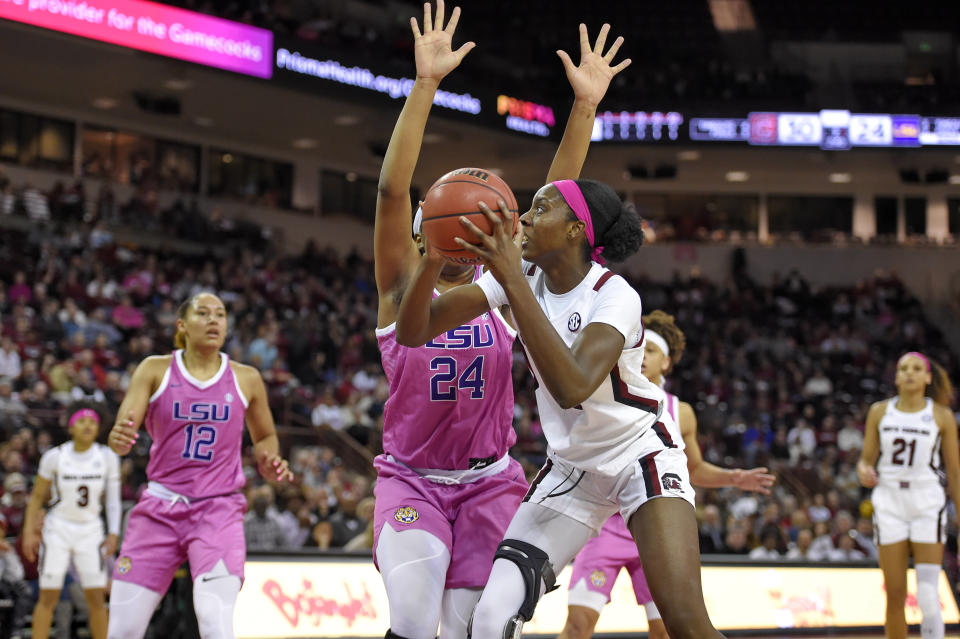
[595, 109, 960, 149]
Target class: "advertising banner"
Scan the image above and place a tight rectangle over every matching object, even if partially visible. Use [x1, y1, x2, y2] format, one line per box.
[0, 0, 272, 77]
[235, 559, 960, 638]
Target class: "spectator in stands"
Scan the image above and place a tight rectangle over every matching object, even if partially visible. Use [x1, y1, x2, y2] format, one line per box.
[0, 517, 30, 639]
[0, 338, 21, 379]
[0, 474, 28, 539]
[785, 528, 816, 560]
[244, 485, 287, 551]
[787, 418, 817, 463]
[0, 379, 27, 435]
[837, 414, 864, 458]
[699, 504, 725, 553]
[808, 520, 834, 560]
[828, 533, 866, 561]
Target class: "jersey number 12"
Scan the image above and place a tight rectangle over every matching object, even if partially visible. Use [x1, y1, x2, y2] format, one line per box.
[182, 425, 217, 461]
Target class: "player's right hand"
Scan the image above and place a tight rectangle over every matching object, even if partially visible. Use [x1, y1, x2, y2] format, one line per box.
[856, 460, 878, 487]
[109, 410, 139, 455]
[411, 1, 475, 83]
[22, 530, 40, 563]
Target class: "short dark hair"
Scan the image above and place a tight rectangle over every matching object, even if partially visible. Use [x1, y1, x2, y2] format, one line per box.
[565, 179, 644, 263]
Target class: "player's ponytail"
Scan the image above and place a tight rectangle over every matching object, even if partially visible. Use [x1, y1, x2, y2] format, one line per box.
[927, 358, 955, 407]
[565, 179, 644, 264]
[174, 295, 195, 350]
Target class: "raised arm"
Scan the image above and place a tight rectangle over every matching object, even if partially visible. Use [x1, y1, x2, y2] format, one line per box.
[395, 239, 495, 346]
[545, 24, 631, 183]
[857, 401, 885, 487]
[375, 0, 475, 323]
[680, 401, 775, 492]
[237, 364, 294, 484]
[108, 356, 165, 455]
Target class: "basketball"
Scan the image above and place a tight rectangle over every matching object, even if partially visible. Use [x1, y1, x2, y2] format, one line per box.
[420, 168, 519, 264]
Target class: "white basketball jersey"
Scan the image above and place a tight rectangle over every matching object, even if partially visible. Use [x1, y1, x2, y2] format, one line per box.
[478, 262, 669, 475]
[38, 442, 120, 524]
[876, 398, 942, 484]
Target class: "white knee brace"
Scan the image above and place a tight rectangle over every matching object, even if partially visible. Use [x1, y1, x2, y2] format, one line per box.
[915, 563, 944, 639]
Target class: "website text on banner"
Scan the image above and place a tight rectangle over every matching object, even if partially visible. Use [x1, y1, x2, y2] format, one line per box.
[0, 0, 272, 78]
[234, 560, 960, 638]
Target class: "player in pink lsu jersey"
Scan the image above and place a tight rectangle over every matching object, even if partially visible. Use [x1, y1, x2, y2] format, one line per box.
[559, 310, 774, 639]
[105, 292, 293, 639]
[372, 3, 631, 638]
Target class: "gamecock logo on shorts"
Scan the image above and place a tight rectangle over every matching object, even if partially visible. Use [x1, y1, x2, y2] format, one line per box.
[116, 556, 133, 574]
[394, 506, 419, 524]
[590, 570, 606, 587]
[661, 473, 683, 492]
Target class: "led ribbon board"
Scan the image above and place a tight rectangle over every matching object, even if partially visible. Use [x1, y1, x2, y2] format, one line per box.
[0, 0, 273, 78]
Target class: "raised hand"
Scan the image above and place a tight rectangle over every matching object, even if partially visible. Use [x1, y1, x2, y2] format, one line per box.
[557, 23, 632, 107]
[411, 0, 475, 83]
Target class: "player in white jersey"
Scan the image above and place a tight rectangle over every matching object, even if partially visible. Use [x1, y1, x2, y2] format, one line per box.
[858, 352, 959, 639]
[560, 310, 774, 639]
[23, 403, 121, 639]
[396, 180, 725, 638]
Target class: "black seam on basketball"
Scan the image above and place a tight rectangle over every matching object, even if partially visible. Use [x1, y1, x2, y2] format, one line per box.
[421, 209, 519, 222]
[425, 179, 517, 208]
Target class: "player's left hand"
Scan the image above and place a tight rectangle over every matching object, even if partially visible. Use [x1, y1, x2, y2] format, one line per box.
[558, 23, 632, 108]
[734, 467, 776, 494]
[101, 533, 118, 558]
[258, 452, 294, 484]
[456, 200, 522, 285]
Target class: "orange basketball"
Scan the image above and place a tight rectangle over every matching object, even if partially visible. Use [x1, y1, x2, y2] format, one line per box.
[421, 168, 519, 264]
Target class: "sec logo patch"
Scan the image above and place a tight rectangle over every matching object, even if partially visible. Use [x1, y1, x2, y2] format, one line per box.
[394, 506, 419, 524]
[567, 312, 581, 332]
[590, 570, 606, 587]
[116, 556, 133, 574]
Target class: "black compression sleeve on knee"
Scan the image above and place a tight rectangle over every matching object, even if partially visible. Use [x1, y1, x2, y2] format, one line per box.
[494, 539, 557, 621]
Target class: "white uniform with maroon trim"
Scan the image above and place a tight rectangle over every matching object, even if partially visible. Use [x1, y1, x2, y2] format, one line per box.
[476, 261, 694, 533]
[36, 442, 121, 589]
[872, 397, 947, 545]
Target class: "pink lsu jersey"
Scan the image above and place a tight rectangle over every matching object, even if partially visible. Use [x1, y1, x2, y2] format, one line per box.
[144, 350, 248, 498]
[603, 390, 683, 541]
[376, 299, 517, 470]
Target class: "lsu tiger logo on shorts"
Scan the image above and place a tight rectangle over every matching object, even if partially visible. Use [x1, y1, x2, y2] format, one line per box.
[394, 506, 419, 524]
[116, 556, 133, 575]
[589, 570, 606, 587]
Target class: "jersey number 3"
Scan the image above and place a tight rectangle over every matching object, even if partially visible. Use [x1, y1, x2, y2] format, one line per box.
[182, 425, 217, 461]
[429, 356, 485, 401]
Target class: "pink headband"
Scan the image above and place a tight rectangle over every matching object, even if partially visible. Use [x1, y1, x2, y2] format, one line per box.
[900, 351, 931, 372]
[552, 180, 605, 265]
[68, 408, 100, 430]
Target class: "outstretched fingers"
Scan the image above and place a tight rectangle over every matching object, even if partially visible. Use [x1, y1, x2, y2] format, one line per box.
[604, 35, 624, 62]
[422, 2, 432, 33]
[578, 23, 589, 59]
[433, 0, 445, 32]
[444, 4, 461, 34]
[593, 23, 610, 55]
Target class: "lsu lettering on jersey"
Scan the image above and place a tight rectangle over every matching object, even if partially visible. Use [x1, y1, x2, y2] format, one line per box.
[376, 268, 517, 470]
[478, 262, 668, 475]
[38, 442, 120, 528]
[144, 350, 248, 498]
[877, 398, 942, 484]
